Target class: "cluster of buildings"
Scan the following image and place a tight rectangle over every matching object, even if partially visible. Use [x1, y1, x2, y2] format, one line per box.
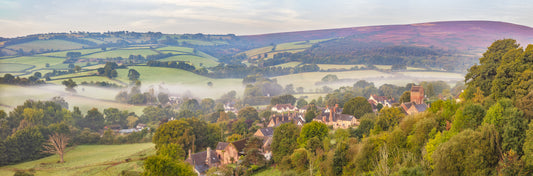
[185, 85, 430, 175]
[400, 86, 428, 115]
[185, 127, 275, 175]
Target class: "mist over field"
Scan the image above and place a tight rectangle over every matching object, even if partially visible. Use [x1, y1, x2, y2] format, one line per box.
[2, 1, 533, 175]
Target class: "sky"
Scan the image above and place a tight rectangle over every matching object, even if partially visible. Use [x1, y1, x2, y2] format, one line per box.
[1, 0, 532, 38]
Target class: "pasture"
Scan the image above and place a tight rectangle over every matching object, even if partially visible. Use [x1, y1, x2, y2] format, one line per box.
[158, 54, 219, 67]
[273, 70, 464, 90]
[115, 66, 244, 99]
[82, 49, 158, 59]
[0, 143, 155, 176]
[0, 84, 145, 115]
[155, 46, 194, 53]
[6, 40, 87, 52]
[0, 63, 34, 72]
[40, 48, 103, 57]
[0, 56, 64, 72]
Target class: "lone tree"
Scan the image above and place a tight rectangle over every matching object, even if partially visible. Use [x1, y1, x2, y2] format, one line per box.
[128, 69, 140, 81]
[62, 79, 77, 92]
[42, 132, 70, 163]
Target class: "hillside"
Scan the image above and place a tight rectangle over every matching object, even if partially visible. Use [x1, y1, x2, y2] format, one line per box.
[0, 143, 155, 176]
[241, 21, 533, 51]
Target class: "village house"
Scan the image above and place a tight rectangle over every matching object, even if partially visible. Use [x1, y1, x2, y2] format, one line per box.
[185, 147, 220, 176]
[313, 104, 359, 129]
[400, 85, 429, 115]
[215, 139, 248, 165]
[253, 127, 274, 160]
[223, 102, 238, 114]
[368, 94, 397, 111]
[267, 113, 305, 127]
[298, 105, 309, 114]
[271, 104, 298, 113]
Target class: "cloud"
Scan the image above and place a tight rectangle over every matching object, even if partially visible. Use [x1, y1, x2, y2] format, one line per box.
[0, 0, 532, 37]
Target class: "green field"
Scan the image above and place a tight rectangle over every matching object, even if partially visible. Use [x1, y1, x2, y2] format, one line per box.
[114, 66, 244, 99]
[274, 70, 393, 90]
[159, 55, 219, 67]
[6, 40, 87, 52]
[0, 56, 65, 73]
[178, 39, 227, 46]
[242, 46, 274, 58]
[40, 48, 103, 57]
[0, 84, 145, 115]
[82, 49, 158, 59]
[0, 63, 34, 72]
[0, 143, 155, 176]
[273, 69, 464, 91]
[80, 38, 105, 45]
[156, 46, 194, 53]
[242, 39, 331, 59]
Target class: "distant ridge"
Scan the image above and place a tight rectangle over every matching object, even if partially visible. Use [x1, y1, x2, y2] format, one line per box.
[240, 21, 533, 51]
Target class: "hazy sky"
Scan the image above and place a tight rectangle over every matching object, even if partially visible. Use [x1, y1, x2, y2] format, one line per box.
[1, 0, 532, 38]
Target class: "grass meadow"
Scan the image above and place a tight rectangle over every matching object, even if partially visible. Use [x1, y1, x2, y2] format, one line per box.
[40, 48, 103, 57]
[0, 63, 34, 72]
[158, 55, 219, 67]
[0, 143, 155, 176]
[0, 84, 146, 115]
[82, 49, 158, 59]
[6, 40, 87, 52]
[0, 56, 64, 71]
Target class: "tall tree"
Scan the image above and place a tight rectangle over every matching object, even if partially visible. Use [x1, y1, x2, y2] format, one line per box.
[42, 132, 70, 163]
[271, 123, 300, 163]
[342, 97, 373, 118]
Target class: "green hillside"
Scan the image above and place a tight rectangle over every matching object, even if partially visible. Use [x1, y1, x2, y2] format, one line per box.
[0, 143, 155, 176]
[6, 40, 88, 52]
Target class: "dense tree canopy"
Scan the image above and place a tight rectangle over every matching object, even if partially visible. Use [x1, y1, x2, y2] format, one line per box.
[342, 97, 373, 118]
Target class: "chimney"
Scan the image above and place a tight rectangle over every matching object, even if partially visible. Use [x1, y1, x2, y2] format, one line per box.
[206, 147, 211, 165]
[289, 112, 293, 120]
[188, 149, 192, 160]
[329, 110, 333, 122]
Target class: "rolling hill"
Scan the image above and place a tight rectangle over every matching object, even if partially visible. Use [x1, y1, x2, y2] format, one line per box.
[240, 21, 533, 52]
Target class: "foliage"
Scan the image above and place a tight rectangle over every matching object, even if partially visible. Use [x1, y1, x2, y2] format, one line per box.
[61, 78, 77, 91]
[321, 74, 339, 82]
[142, 155, 195, 176]
[272, 123, 300, 163]
[97, 62, 119, 78]
[270, 94, 296, 105]
[237, 106, 259, 122]
[152, 118, 220, 153]
[128, 69, 140, 81]
[399, 91, 410, 103]
[297, 121, 328, 146]
[0, 74, 45, 85]
[432, 125, 500, 175]
[375, 107, 405, 132]
[342, 97, 373, 118]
